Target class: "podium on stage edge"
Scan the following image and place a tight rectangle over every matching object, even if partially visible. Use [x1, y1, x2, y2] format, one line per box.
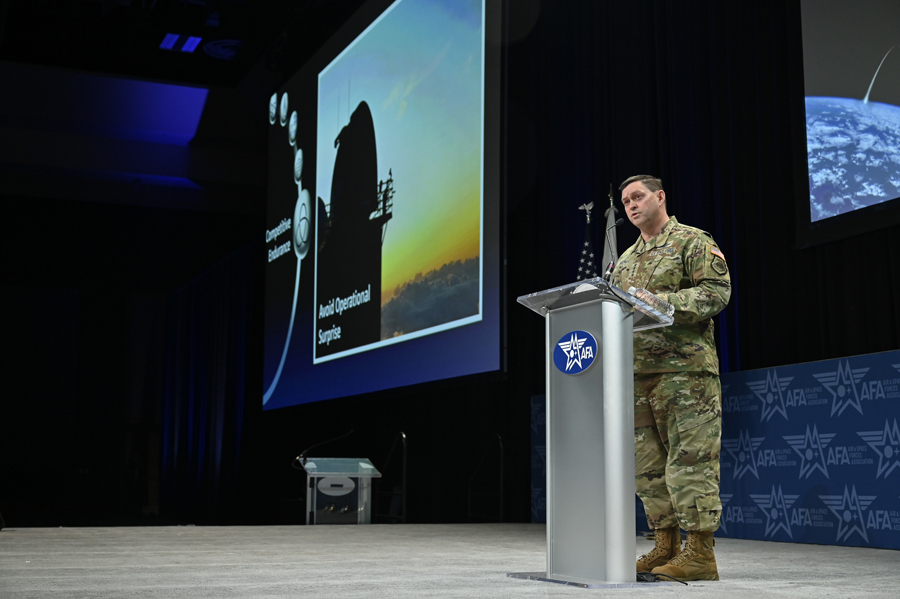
[510, 277, 673, 588]
[299, 458, 382, 525]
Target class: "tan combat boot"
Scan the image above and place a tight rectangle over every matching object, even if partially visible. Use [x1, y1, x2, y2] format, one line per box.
[651, 530, 718, 581]
[636, 527, 681, 573]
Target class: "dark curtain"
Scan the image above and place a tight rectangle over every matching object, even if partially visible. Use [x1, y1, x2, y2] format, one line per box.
[506, 0, 900, 374]
[160, 242, 259, 522]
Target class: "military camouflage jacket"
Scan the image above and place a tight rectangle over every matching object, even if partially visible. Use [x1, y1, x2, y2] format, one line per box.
[611, 217, 731, 374]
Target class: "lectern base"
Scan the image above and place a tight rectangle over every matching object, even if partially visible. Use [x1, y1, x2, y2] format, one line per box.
[507, 571, 673, 589]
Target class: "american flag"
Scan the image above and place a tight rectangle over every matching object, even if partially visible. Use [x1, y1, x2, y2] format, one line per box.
[576, 202, 598, 281]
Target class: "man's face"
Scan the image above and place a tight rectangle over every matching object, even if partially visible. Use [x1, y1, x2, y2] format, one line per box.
[621, 181, 665, 231]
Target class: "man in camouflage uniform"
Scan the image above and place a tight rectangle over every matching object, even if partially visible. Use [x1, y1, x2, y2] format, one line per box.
[610, 175, 731, 582]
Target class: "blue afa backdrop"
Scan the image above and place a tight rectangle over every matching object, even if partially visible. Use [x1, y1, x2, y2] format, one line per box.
[531, 350, 900, 550]
[719, 350, 900, 550]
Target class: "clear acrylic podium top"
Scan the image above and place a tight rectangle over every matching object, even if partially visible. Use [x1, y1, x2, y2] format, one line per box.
[516, 276, 674, 331]
[299, 458, 382, 478]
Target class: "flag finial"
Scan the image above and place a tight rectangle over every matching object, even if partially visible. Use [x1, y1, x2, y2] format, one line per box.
[578, 201, 594, 224]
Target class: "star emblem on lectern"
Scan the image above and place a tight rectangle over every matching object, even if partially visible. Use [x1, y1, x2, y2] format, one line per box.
[557, 333, 587, 372]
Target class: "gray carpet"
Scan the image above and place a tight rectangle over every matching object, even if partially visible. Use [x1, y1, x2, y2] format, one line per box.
[0, 524, 897, 598]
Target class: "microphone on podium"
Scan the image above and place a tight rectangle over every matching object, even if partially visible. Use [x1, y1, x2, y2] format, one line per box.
[297, 429, 355, 465]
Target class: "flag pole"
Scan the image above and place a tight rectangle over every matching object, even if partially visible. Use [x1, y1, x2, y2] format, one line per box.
[601, 184, 619, 278]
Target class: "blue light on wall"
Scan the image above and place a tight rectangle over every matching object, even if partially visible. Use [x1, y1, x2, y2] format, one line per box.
[92, 80, 208, 146]
[182, 37, 203, 53]
[160, 34, 203, 53]
[160, 33, 180, 50]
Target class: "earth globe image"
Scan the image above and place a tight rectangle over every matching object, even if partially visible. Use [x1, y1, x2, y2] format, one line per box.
[805, 97, 900, 222]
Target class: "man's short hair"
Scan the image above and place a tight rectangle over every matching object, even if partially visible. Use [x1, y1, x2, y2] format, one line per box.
[618, 175, 663, 193]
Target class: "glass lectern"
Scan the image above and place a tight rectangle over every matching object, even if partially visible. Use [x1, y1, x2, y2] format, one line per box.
[299, 458, 382, 525]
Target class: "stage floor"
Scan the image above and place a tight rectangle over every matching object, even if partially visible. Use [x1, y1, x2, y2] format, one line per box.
[0, 523, 897, 598]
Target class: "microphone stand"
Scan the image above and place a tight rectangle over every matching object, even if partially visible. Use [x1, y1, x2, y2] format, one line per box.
[296, 429, 355, 466]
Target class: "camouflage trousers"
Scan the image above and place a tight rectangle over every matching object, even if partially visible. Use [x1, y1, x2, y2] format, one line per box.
[634, 371, 722, 532]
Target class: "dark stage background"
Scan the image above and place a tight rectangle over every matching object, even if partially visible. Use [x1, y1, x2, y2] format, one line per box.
[2, 0, 899, 526]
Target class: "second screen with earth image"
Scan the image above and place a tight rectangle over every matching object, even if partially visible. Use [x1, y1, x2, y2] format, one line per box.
[802, 0, 900, 223]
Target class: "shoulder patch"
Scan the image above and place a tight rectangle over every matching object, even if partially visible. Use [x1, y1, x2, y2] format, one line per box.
[710, 245, 726, 261]
[711, 257, 728, 275]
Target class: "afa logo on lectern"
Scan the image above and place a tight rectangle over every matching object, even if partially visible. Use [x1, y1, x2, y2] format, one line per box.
[554, 330, 597, 375]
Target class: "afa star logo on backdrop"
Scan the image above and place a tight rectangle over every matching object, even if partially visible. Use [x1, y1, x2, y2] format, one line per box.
[532, 486, 546, 516]
[721, 383, 744, 415]
[857, 419, 900, 479]
[718, 493, 733, 535]
[783, 424, 835, 480]
[553, 331, 597, 375]
[530, 399, 545, 436]
[746, 369, 793, 422]
[750, 485, 799, 539]
[723, 429, 765, 479]
[819, 485, 876, 544]
[534, 444, 547, 479]
[812, 360, 870, 417]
